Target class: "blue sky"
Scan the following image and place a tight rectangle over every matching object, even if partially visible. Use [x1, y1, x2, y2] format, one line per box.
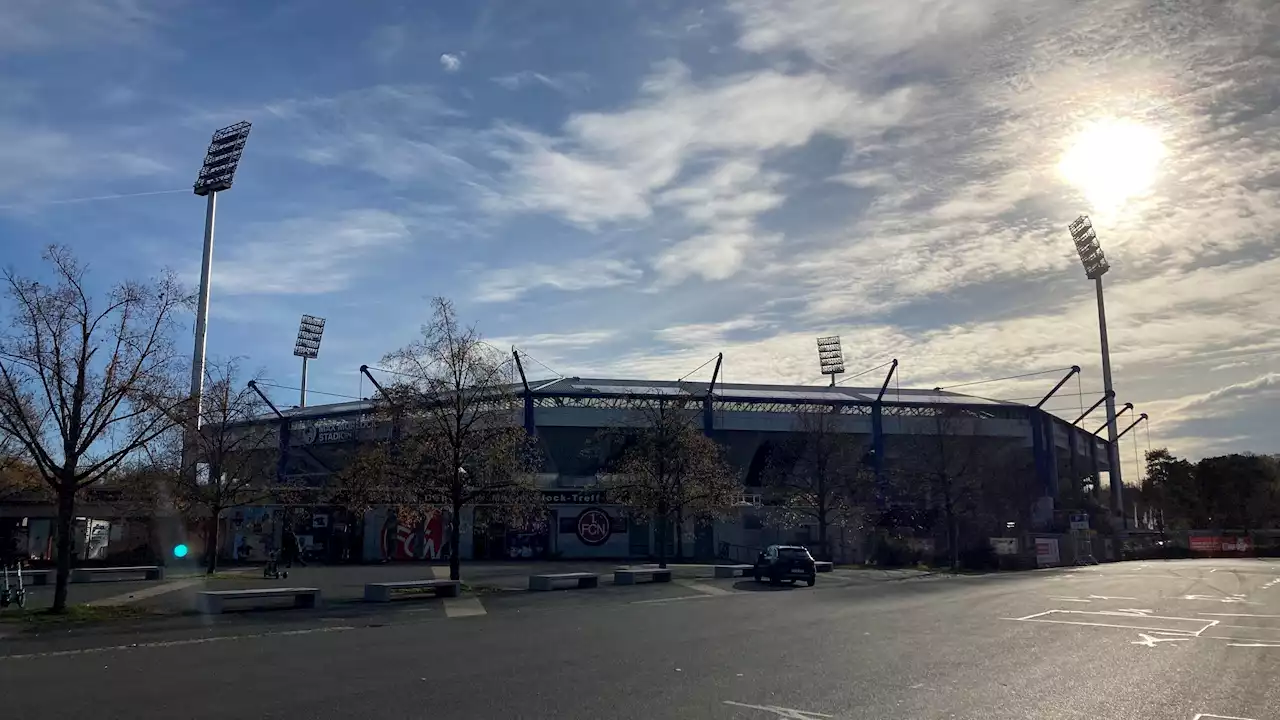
[1, 0, 1277, 464]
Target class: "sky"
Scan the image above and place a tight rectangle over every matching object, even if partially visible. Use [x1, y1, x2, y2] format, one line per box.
[0, 0, 1277, 466]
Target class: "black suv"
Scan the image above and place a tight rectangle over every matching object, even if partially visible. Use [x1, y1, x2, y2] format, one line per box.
[753, 545, 817, 586]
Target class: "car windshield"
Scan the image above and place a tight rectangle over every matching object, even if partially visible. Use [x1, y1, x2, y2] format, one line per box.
[778, 548, 811, 559]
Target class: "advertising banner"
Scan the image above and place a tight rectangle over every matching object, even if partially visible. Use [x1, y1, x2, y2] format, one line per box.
[989, 537, 1018, 556]
[1190, 536, 1221, 555]
[1035, 537, 1061, 567]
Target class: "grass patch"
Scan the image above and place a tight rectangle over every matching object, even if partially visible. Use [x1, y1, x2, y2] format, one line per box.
[0, 604, 157, 627]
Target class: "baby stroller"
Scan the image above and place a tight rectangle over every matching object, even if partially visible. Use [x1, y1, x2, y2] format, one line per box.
[1, 562, 27, 609]
[263, 550, 288, 580]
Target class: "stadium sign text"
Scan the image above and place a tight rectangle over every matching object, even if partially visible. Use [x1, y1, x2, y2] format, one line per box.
[304, 415, 376, 445]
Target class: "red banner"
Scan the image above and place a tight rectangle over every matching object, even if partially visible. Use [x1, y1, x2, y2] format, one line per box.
[1190, 536, 1253, 556]
[1189, 536, 1220, 555]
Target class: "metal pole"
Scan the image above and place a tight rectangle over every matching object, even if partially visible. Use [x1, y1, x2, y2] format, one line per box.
[1095, 275, 1124, 523]
[300, 356, 308, 408]
[189, 191, 217, 430]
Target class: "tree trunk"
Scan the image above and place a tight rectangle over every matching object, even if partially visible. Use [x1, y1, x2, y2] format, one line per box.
[656, 514, 668, 569]
[205, 510, 221, 575]
[943, 473, 958, 571]
[52, 484, 77, 612]
[675, 512, 684, 561]
[817, 516, 829, 562]
[448, 504, 462, 581]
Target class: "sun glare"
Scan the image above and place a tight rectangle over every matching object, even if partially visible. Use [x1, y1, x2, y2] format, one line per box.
[1058, 118, 1166, 211]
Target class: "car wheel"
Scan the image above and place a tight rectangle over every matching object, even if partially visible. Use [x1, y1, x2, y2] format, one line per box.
[754, 570, 762, 582]
[806, 577, 816, 587]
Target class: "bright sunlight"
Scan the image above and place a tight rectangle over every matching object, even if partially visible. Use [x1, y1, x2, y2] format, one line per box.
[1058, 118, 1166, 211]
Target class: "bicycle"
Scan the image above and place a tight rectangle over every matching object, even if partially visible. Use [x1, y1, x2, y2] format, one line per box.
[263, 550, 288, 580]
[1, 562, 27, 609]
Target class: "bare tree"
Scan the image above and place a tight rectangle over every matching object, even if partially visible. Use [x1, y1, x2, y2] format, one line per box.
[595, 396, 742, 569]
[161, 359, 281, 574]
[374, 297, 540, 581]
[0, 247, 186, 611]
[888, 407, 1032, 570]
[0, 436, 43, 503]
[762, 409, 874, 560]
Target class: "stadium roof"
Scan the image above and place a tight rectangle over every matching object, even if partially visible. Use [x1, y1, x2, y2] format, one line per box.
[267, 376, 1022, 421]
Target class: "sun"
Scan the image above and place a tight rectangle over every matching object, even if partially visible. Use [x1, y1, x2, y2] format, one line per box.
[1058, 118, 1166, 211]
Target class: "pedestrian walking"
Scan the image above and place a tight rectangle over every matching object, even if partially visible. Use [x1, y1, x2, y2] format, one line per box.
[282, 527, 306, 568]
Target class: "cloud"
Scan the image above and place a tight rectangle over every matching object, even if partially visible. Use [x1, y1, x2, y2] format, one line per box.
[492, 71, 588, 94]
[472, 258, 644, 303]
[728, 0, 1008, 67]
[0, 0, 160, 53]
[483, 60, 914, 286]
[204, 210, 412, 296]
[1165, 373, 1280, 420]
[440, 53, 462, 72]
[0, 123, 169, 202]
[260, 85, 479, 186]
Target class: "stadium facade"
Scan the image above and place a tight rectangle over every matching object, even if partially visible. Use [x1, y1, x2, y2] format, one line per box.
[0, 376, 1114, 566]
[245, 376, 1113, 565]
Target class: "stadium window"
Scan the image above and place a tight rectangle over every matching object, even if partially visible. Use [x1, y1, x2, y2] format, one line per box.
[744, 513, 763, 530]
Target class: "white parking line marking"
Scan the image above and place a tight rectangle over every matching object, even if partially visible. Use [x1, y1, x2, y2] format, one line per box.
[723, 700, 833, 719]
[0, 625, 356, 661]
[1007, 609, 1217, 636]
[1181, 595, 1259, 605]
[632, 594, 721, 605]
[1226, 642, 1280, 648]
[1198, 613, 1280, 618]
[1133, 633, 1189, 647]
[1193, 714, 1259, 719]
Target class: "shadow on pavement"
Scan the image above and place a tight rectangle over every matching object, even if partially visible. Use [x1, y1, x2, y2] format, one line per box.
[731, 579, 805, 592]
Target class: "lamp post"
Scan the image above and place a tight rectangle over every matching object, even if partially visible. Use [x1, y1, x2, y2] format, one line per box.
[816, 336, 845, 387]
[1068, 214, 1124, 524]
[293, 315, 326, 408]
[189, 121, 252, 430]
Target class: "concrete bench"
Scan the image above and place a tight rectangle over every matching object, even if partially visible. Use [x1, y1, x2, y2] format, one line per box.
[196, 587, 320, 614]
[529, 572, 599, 591]
[814, 561, 834, 573]
[614, 568, 672, 585]
[70, 565, 165, 583]
[364, 579, 460, 603]
[714, 564, 754, 578]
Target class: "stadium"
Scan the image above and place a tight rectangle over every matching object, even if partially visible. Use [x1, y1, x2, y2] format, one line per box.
[231, 370, 1116, 567]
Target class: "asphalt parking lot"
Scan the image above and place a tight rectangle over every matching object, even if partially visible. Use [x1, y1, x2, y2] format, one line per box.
[1, 559, 1277, 719]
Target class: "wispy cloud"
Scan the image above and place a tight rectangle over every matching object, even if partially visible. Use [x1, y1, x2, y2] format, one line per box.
[0, 0, 161, 53]
[203, 210, 413, 296]
[473, 258, 644, 303]
[0, 123, 169, 202]
[440, 53, 462, 72]
[491, 70, 589, 94]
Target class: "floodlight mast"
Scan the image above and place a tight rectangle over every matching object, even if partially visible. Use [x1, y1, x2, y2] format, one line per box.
[1070, 214, 1124, 524]
[293, 315, 325, 408]
[817, 336, 845, 387]
[188, 121, 252, 434]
